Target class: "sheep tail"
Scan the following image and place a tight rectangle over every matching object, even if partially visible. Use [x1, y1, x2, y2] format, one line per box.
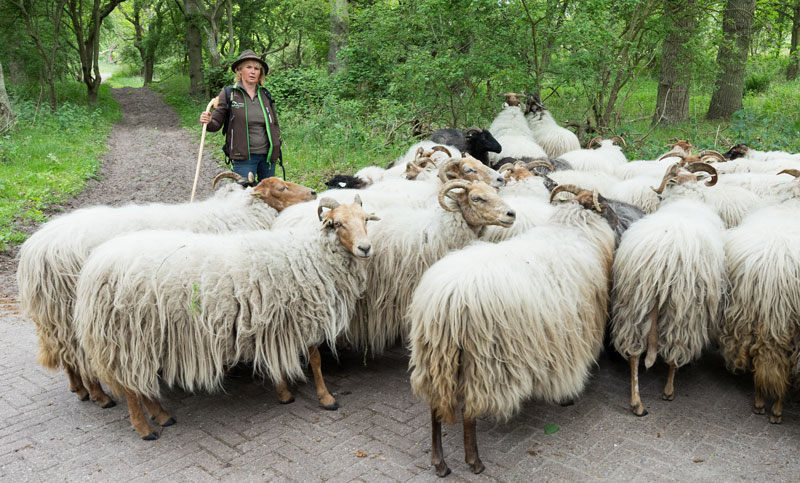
[409, 319, 462, 426]
[644, 303, 659, 369]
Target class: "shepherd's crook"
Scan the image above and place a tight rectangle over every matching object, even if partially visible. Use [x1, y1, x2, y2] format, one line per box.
[190, 97, 219, 203]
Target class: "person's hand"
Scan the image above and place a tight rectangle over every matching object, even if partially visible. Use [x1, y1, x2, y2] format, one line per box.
[200, 112, 211, 124]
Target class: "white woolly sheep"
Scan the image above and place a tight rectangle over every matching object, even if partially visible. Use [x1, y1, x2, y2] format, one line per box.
[73, 196, 379, 440]
[558, 137, 627, 175]
[723, 143, 800, 162]
[408, 186, 618, 477]
[17, 174, 316, 409]
[347, 180, 516, 355]
[524, 93, 581, 157]
[611, 198, 726, 417]
[488, 93, 547, 165]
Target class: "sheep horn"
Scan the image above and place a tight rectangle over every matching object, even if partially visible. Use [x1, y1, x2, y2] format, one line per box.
[431, 145, 452, 157]
[651, 163, 682, 194]
[685, 162, 718, 186]
[778, 169, 800, 178]
[525, 160, 554, 173]
[317, 198, 340, 221]
[415, 147, 425, 160]
[593, 189, 601, 212]
[698, 150, 726, 163]
[587, 136, 603, 149]
[438, 179, 472, 212]
[438, 158, 460, 183]
[610, 135, 627, 147]
[498, 163, 515, 174]
[657, 150, 684, 162]
[212, 171, 244, 189]
[463, 127, 481, 138]
[549, 184, 584, 204]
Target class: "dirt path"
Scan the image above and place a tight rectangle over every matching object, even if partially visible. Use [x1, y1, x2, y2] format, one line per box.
[0, 86, 221, 305]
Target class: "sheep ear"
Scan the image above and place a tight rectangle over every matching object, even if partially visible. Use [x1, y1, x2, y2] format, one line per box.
[367, 214, 381, 222]
[353, 194, 363, 206]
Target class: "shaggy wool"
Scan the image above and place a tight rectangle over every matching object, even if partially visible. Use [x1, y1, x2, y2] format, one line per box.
[526, 110, 581, 158]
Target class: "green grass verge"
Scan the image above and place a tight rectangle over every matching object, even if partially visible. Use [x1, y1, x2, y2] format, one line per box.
[0, 82, 121, 251]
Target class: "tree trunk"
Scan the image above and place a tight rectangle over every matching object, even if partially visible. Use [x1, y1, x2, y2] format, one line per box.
[706, 0, 756, 120]
[14, 0, 67, 111]
[185, 0, 205, 96]
[226, 0, 234, 56]
[327, 0, 348, 74]
[788, 0, 800, 80]
[0, 62, 14, 133]
[653, 0, 697, 125]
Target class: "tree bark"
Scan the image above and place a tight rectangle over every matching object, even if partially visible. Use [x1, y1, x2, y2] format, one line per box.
[0, 62, 14, 133]
[788, 0, 800, 80]
[327, 0, 348, 74]
[706, 0, 756, 120]
[184, 0, 205, 96]
[14, 0, 67, 111]
[653, 0, 697, 125]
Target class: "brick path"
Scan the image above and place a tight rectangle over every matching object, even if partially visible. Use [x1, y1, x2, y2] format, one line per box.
[1, 300, 798, 482]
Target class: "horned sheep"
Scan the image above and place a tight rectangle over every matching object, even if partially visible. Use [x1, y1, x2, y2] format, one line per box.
[524, 93, 581, 157]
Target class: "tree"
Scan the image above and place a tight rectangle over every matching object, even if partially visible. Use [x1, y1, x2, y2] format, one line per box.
[183, 0, 205, 96]
[707, 0, 757, 120]
[327, 0, 348, 73]
[653, 0, 698, 125]
[121, 0, 166, 84]
[788, 0, 800, 80]
[0, 61, 13, 133]
[64, 0, 127, 102]
[190, 0, 226, 68]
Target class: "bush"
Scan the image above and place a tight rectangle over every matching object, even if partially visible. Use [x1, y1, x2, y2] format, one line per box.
[744, 72, 770, 95]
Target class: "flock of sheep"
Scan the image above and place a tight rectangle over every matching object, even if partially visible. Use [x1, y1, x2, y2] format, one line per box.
[16, 91, 800, 477]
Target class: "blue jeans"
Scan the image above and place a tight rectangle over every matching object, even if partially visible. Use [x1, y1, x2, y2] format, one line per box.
[232, 153, 276, 182]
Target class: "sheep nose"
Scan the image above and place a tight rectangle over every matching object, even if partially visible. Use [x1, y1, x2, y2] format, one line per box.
[358, 244, 371, 256]
[310, 190, 317, 196]
[507, 209, 516, 218]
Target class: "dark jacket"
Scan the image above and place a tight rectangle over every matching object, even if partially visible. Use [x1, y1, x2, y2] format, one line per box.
[206, 84, 282, 163]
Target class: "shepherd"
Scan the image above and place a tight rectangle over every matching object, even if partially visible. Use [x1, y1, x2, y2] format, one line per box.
[199, 49, 283, 183]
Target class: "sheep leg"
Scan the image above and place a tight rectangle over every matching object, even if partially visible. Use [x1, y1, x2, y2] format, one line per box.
[644, 303, 659, 369]
[65, 366, 89, 401]
[770, 394, 783, 424]
[141, 397, 176, 427]
[308, 345, 339, 410]
[629, 355, 647, 416]
[430, 408, 451, 477]
[85, 379, 116, 408]
[274, 376, 295, 404]
[123, 389, 158, 440]
[753, 384, 766, 415]
[462, 408, 485, 474]
[662, 362, 676, 401]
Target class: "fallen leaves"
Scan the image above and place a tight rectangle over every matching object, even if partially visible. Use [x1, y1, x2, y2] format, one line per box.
[693, 458, 704, 463]
[355, 450, 367, 458]
[544, 424, 560, 435]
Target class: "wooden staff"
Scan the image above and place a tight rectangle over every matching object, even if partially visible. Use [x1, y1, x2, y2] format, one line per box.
[190, 97, 219, 203]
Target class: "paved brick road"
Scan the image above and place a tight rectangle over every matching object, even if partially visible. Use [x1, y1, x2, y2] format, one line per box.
[0, 299, 797, 482]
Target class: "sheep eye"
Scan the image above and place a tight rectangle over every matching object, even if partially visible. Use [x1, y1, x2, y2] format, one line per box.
[471, 196, 484, 203]
[463, 168, 475, 174]
[279, 186, 287, 191]
[334, 221, 342, 228]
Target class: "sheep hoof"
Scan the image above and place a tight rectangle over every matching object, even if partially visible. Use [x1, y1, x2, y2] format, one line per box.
[753, 405, 765, 415]
[322, 402, 340, 411]
[279, 396, 295, 405]
[76, 391, 90, 402]
[433, 462, 451, 478]
[661, 392, 674, 401]
[769, 414, 782, 424]
[559, 399, 575, 407]
[100, 400, 116, 409]
[632, 406, 648, 417]
[142, 432, 159, 441]
[468, 460, 485, 474]
[161, 417, 176, 427]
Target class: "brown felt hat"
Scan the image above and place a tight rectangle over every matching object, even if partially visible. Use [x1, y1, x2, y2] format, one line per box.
[231, 49, 269, 74]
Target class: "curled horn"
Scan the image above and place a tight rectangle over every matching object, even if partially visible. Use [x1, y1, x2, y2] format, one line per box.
[657, 150, 685, 162]
[698, 150, 726, 163]
[414, 147, 425, 160]
[685, 162, 718, 186]
[431, 145, 452, 157]
[592, 190, 601, 212]
[498, 163, 515, 174]
[212, 171, 244, 189]
[525, 160, 554, 172]
[438, 158, 461, 183]
[549, 184, 584, 204]
[463, 127, 481, 138]
[652, 163, 682, 194]
[778, 169, 800, 178]
[610, 135, 627, 147]
[438, 179, 472, 212]
[587, 136, 603, 149]
[317, 198, 341, 221]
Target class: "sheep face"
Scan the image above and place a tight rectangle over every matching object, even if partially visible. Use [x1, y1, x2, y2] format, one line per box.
[439, 180, 516, 228]
[464, 128, 502, 157]
[318, 196, 380, 259]
[723, 143, 749, 160]
[499, 161, 534, 182]
[651, 163, 718, 194]
[501, 92, 525, 107]
[252, 178, 317, 211]
[439, 155, 506, 189]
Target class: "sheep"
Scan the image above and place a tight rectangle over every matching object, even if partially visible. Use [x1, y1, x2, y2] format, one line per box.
[610, 197, 726, 417]
[73, 196, 379, 440]
[430, 127, 502, 165]
[723, 143, 800, 162]
[488, 93, 547, 165]
[346, 179, 516, 355]
[718, 184, 800, 424]
[408, 185, 618, 477]
[16, 173, 316, 409]
[558, 136, 627, 175]
[524, 93, 581, 157]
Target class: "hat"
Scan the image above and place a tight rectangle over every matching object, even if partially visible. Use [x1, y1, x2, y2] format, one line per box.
[231, 49, 269, 74]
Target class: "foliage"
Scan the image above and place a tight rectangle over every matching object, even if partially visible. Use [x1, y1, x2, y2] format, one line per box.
[0, 81, 120, 251]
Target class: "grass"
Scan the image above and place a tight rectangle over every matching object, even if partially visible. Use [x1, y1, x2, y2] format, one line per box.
[0, 82, 121, 251]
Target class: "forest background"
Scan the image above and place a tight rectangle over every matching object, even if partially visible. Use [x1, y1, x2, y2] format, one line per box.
[0, 0, 799, 251]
